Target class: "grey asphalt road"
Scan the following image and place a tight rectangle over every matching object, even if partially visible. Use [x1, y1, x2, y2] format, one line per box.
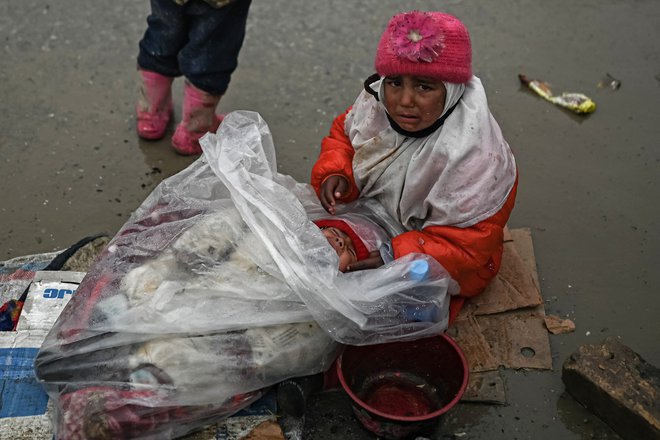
[1, 1, 659, 439]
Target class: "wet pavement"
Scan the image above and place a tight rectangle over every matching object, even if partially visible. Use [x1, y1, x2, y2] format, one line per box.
[2, 1, 660, 439]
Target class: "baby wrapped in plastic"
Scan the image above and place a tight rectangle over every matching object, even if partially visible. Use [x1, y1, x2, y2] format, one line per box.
[35, 111, 457, 439]
[119, 203, 394, 392]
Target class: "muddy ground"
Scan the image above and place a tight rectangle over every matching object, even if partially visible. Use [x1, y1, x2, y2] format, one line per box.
[1, 1, 659, 439]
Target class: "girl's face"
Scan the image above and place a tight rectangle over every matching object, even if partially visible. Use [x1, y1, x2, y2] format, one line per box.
[383, 75, 447, 132]
[321, 227, 358, 272]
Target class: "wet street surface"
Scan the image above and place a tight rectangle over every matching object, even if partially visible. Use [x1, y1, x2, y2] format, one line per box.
[2, 1, 659, 438]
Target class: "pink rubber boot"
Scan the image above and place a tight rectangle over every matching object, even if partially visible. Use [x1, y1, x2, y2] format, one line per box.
[136, 70, 174, 140]
[171, 81, 223, 155]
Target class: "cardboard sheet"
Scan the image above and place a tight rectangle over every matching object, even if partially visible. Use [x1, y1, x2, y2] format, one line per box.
[446, 313, 499, 373]
[463, 228, 543, 315]
[461, 370, 507, 405]
[452, 228, 552, 404]
[476, 310, 553, 370]
[508, 228, 541, 287]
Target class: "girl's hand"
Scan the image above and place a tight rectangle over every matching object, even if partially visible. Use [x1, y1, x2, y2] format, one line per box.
[320, 175, 349, 214]
[345, 251, 384, 272]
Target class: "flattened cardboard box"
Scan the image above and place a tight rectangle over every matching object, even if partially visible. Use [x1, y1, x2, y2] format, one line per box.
[449, 228, 552, 405]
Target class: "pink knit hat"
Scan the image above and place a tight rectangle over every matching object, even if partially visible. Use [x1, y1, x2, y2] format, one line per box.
[375, 11, 472, 84]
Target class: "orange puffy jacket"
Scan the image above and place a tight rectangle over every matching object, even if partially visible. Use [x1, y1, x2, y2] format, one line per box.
[311, 109, 518, 323]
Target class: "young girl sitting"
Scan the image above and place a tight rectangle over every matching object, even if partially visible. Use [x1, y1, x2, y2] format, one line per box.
[311, 10, 518, 321]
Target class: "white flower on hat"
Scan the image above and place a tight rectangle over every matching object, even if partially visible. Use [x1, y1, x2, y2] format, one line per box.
[390, 11, 445, 63]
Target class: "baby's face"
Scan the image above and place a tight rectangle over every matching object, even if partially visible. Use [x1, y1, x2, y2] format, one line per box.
[321, 227, 358, 272]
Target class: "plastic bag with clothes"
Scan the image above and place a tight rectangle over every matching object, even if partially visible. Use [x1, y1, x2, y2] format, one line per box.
[35, 111, 458, 439]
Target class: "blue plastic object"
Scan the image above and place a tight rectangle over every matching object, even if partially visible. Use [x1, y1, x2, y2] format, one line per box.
[402, 260, 440, 323]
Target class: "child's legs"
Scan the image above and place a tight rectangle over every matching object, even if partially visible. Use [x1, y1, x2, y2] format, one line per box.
[137, 0, 189, 77]
[178, 0, 251, 95]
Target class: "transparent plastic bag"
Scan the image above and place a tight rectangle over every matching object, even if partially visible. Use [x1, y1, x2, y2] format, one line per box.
[35, 111, 458, 439]
[201, 111, 458, 342]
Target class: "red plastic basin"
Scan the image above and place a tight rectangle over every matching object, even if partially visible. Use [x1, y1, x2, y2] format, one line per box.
[337, 334, 468, 439]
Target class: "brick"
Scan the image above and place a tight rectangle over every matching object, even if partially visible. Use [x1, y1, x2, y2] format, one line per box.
[562, 337, 660, 440]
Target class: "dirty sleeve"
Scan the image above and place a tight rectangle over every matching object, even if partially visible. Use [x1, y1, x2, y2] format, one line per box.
[310, 107, 360, 202]
[392, 177, 518, 320]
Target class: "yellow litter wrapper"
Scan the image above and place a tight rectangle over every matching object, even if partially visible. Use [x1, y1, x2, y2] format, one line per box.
[519, 74, 596, 114]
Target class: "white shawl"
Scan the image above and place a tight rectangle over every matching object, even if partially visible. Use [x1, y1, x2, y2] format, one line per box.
[345, 76, 516, 230]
